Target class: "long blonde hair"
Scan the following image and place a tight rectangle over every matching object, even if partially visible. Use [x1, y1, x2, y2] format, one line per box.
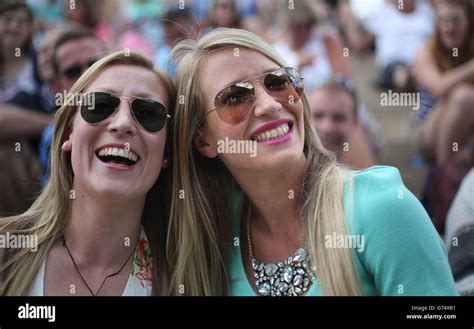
[169, 28, 362, 296]
[0, 51, 176, 296]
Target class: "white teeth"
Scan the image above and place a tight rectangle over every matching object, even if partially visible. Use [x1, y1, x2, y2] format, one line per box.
[97, 147, 138, 163]
[254, 123, 290, 142]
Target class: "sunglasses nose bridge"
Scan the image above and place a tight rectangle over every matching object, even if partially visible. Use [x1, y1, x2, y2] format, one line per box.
[252, 82, 283, 117]
[118, 96, 133, 107]
[253, 80, 268, 97]
[107, 97, 137, 135]
[254, 78, 288, 103]
[248, 79, 271, 99]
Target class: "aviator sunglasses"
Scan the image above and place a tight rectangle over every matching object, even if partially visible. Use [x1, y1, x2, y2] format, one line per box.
[80, 92, 170, 133]
[206, 67, 304, 124]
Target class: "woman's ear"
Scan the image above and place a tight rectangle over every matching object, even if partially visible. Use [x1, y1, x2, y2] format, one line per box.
[194, 130, 218, 158]
[62, 131, 72, 152]
[62, 140, 72, 152]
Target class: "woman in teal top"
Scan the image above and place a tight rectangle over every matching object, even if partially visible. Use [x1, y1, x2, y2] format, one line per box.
[169, 28, 458, 296]
[229, 166, 457, 296]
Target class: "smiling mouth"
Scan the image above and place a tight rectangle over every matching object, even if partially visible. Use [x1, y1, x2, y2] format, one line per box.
[251, 122, 293, 142]
[95, 147, 140, 167]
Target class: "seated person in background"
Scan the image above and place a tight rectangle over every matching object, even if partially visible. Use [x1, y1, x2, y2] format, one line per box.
[413, 0, 474, 166]
[445, 168, 474, 296]
[61, 0, 113, 46]
[340, 0, 434, 91]
[0, 1, 51, 216]
[202, 0, 250, 31]
[0, 1, 35, 103]
[273, 0, 350, 91]
[39, 27, 107, 186]
[207, 0, 242, 28]
[308, 76, 378, 169]
[412, 0, 474, 234]
[0, 1, 52, 143]
[33, 27, 65, 115]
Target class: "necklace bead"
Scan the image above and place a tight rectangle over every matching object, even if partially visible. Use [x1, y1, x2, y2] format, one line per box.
[246, 216, 315, 297]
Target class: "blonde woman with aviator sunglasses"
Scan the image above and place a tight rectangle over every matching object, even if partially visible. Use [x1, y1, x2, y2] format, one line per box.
[168, 28, 458, 296]
[0, 51, 175, 296]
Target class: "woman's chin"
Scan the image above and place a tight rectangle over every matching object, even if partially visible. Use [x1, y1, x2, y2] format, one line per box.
[249, 150, 305, 173]
[443, 39, 462, 51]
[88, 183, 142, 201]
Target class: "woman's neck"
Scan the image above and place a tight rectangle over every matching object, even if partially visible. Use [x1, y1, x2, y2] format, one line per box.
[64, 188, 145, 269]
[234, 155, 307, 239]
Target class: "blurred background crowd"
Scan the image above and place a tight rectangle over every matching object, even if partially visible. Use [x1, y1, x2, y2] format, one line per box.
[0, 0, 473, 294]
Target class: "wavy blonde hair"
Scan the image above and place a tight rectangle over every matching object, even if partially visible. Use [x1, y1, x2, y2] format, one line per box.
[169, 28, 362, 296]
[0, 51, 176, 296]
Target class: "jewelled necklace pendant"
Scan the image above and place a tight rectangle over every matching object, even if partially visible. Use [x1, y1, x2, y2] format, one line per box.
[251, 247, 315, 296]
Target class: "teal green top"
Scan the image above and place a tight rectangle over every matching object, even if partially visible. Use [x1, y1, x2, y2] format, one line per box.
[228, 166, 458, 296]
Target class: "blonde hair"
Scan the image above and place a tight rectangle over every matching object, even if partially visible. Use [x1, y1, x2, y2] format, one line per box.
[169, 28, 362, 296]
[0, 51, 176, 296]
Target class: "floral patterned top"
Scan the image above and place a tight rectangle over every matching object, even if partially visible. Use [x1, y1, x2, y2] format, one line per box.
[29, 228, 153, 296]
[130, 228, 153, 292]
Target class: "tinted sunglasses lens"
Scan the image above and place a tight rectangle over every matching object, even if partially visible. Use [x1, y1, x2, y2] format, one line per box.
[264, 68, 303, 102]
[81, 92, 119, 123]
[63, 65, 82, 80]
[214, 82, 255, 123]
[131, 99, 168, 133]
[286, 67, 304, 96]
